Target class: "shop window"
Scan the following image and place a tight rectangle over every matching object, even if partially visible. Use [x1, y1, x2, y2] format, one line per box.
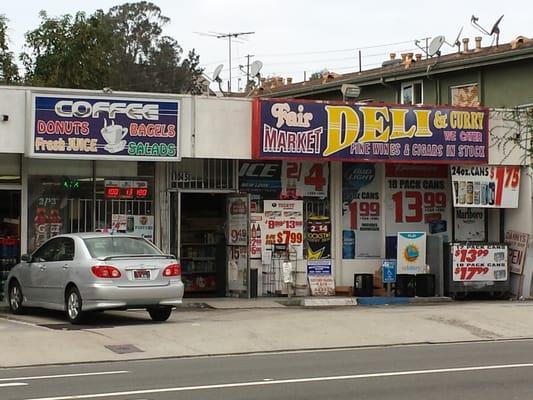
[95, 161, 155, 239]
[342, 163, 383, 258]
[0, 154, 21, 183]
[450, 83, 479, 107]
[26, 159, 155, 252]
[401, 81, 423, 105]
[27, 159, 93, 252]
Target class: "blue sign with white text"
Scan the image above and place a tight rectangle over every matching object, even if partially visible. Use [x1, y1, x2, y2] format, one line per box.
[382, 260, 397, 283]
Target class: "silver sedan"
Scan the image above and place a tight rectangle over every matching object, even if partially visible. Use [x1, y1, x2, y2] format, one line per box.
[5, 233, 184, 324]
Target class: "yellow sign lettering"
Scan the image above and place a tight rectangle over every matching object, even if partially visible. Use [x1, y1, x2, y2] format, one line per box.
[324, 106, 360, 156]
[358, 106, 390, 143]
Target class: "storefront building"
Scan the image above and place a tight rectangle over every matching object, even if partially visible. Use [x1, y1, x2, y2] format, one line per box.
[257, 37, 533, 298]
[0, 42, 531, 302]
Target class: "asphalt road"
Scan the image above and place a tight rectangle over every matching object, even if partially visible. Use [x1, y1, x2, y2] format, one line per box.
[2, 339, 533, 400]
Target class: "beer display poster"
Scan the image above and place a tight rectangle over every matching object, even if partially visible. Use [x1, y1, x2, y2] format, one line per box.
[451, 165, 521, 208]
[263, 200, 304, 260]
[280, 161, 329, 198]
[342, 163, 382, 258]
[397, 232, 427, 274]
[454, 208, 485, 242]
[306, 216, 331, 259]
[505, 231, 529, 275]
[385, 164, 451, 239]
[451, 243, 508, 281]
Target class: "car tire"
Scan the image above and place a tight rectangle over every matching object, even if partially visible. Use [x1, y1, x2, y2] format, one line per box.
[8, 281, 25, 315]
[65, 286, 85, 324]
[148, 306, 172, 322]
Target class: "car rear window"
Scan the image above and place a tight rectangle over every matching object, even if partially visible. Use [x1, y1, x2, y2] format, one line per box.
[83, 237, 162, 258]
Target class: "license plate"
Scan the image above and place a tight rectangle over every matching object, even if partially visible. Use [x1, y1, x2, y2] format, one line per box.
[134, 269, 150, 280]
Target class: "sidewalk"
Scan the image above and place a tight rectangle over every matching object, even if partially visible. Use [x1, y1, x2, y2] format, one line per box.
[1, 298, 533, 368]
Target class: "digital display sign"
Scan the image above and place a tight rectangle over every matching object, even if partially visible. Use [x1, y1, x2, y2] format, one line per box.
[104, 180, 149, 199]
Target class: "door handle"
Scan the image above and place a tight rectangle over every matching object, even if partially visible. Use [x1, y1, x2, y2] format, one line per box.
[62, 265, 69, 270]
[39, 265, 47, 271]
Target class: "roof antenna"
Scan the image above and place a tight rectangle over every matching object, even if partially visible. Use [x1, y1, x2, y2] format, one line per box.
[471, 14, 504, 46]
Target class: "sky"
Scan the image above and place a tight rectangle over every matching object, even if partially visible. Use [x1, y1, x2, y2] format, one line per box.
[2, 0, 532, 92]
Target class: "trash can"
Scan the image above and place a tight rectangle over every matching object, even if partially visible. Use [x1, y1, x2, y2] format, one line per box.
[353, 274, 374, 297]
[250, 268, 258, 298]
[415, 274, 435, 297]
[395, 274, 415, 297]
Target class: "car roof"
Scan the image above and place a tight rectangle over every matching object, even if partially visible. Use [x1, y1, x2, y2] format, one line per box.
[57, 232, 147, 240]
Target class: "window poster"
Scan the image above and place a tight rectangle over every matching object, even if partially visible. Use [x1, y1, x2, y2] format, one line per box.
[263, 200, 304, 261]
[342, 163, 382, 258]
[385, 164, 451, 240]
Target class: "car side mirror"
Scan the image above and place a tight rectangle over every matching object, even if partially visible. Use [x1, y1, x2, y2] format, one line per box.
[21, 254, 32, 263]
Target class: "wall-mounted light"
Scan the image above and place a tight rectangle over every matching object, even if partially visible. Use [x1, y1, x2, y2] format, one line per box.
[341, 84, 361, 101]
[2, 115, 8, 122]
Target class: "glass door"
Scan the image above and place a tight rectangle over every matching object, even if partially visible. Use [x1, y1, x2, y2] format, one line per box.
[0, 189, 21, 302]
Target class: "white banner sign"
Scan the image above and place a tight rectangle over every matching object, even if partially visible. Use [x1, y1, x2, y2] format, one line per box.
[505, 231, 529, 275]
[250, 213, 263, 260]
[308, 275, 336, 296]
[281, 161, 328, 198]
[452, 243, 508, 281]
[263, 200, 304, 260]
[451, 165, 520, 208]
[397, 232, 426, 274]
[111, 214, 154, 241]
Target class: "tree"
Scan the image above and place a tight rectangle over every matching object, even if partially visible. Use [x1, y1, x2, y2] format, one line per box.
[0, 15, 20, 84]
[490, 107, 533, 173]
[21, 2, 204, 93]
[22, 10, 113, 89]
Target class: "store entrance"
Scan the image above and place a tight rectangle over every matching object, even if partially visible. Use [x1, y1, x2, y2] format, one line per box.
[0, 189, 21, 302]
[180, 193, 227, 297]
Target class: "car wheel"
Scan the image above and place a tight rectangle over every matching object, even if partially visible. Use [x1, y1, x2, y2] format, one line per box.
[148, 306, 172, 322]
[8, 281, 25, 315]
[65, 286, 85, 324]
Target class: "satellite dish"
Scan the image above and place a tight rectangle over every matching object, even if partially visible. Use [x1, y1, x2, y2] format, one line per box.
[451, 26, 463, 48]
[428, 35, 446, 57]
[490, 15, 504, 35]
[212, 64, 224, 82]
[250, 60, 263, 77]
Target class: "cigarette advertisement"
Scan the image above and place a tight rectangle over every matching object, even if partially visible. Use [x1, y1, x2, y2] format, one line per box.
[451, 165, 520, 208]
[111, 214, 154, 241]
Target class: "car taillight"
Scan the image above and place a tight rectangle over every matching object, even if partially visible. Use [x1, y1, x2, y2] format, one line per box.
[91, 265, 122, 278]
[163, 263, 181, 277]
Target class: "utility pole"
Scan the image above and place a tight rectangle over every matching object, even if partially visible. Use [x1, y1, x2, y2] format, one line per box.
[245, 54, 254, 90]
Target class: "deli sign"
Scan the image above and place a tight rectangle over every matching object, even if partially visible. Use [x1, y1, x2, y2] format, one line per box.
[252, 99, 489, 163]
[29, 94, 180, 161]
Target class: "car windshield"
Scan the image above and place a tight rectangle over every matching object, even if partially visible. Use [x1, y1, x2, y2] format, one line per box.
[83, 237, 162, 258]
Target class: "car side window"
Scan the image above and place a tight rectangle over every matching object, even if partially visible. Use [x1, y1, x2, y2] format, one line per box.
[56, 238, 75, 261]
[33, 238, 62, 262]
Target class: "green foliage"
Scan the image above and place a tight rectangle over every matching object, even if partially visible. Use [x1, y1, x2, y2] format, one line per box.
[0, 14, 20, 84]
[20, 2, 204, 93]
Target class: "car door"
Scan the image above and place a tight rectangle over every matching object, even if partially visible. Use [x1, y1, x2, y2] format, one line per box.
[29, 238, 62, 305]
[46, 237, 75, 306]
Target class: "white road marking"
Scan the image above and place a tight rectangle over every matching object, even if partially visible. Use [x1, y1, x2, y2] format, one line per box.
[0, 383, 28, 388]
[25, 362, 533, 400]
[0, 371, 129, 383]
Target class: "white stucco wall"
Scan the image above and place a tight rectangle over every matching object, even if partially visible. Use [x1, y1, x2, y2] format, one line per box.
[0, 88, 26, 153]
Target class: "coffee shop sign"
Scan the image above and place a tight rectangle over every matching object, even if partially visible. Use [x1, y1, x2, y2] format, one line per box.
[29, 94, 180, 161]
